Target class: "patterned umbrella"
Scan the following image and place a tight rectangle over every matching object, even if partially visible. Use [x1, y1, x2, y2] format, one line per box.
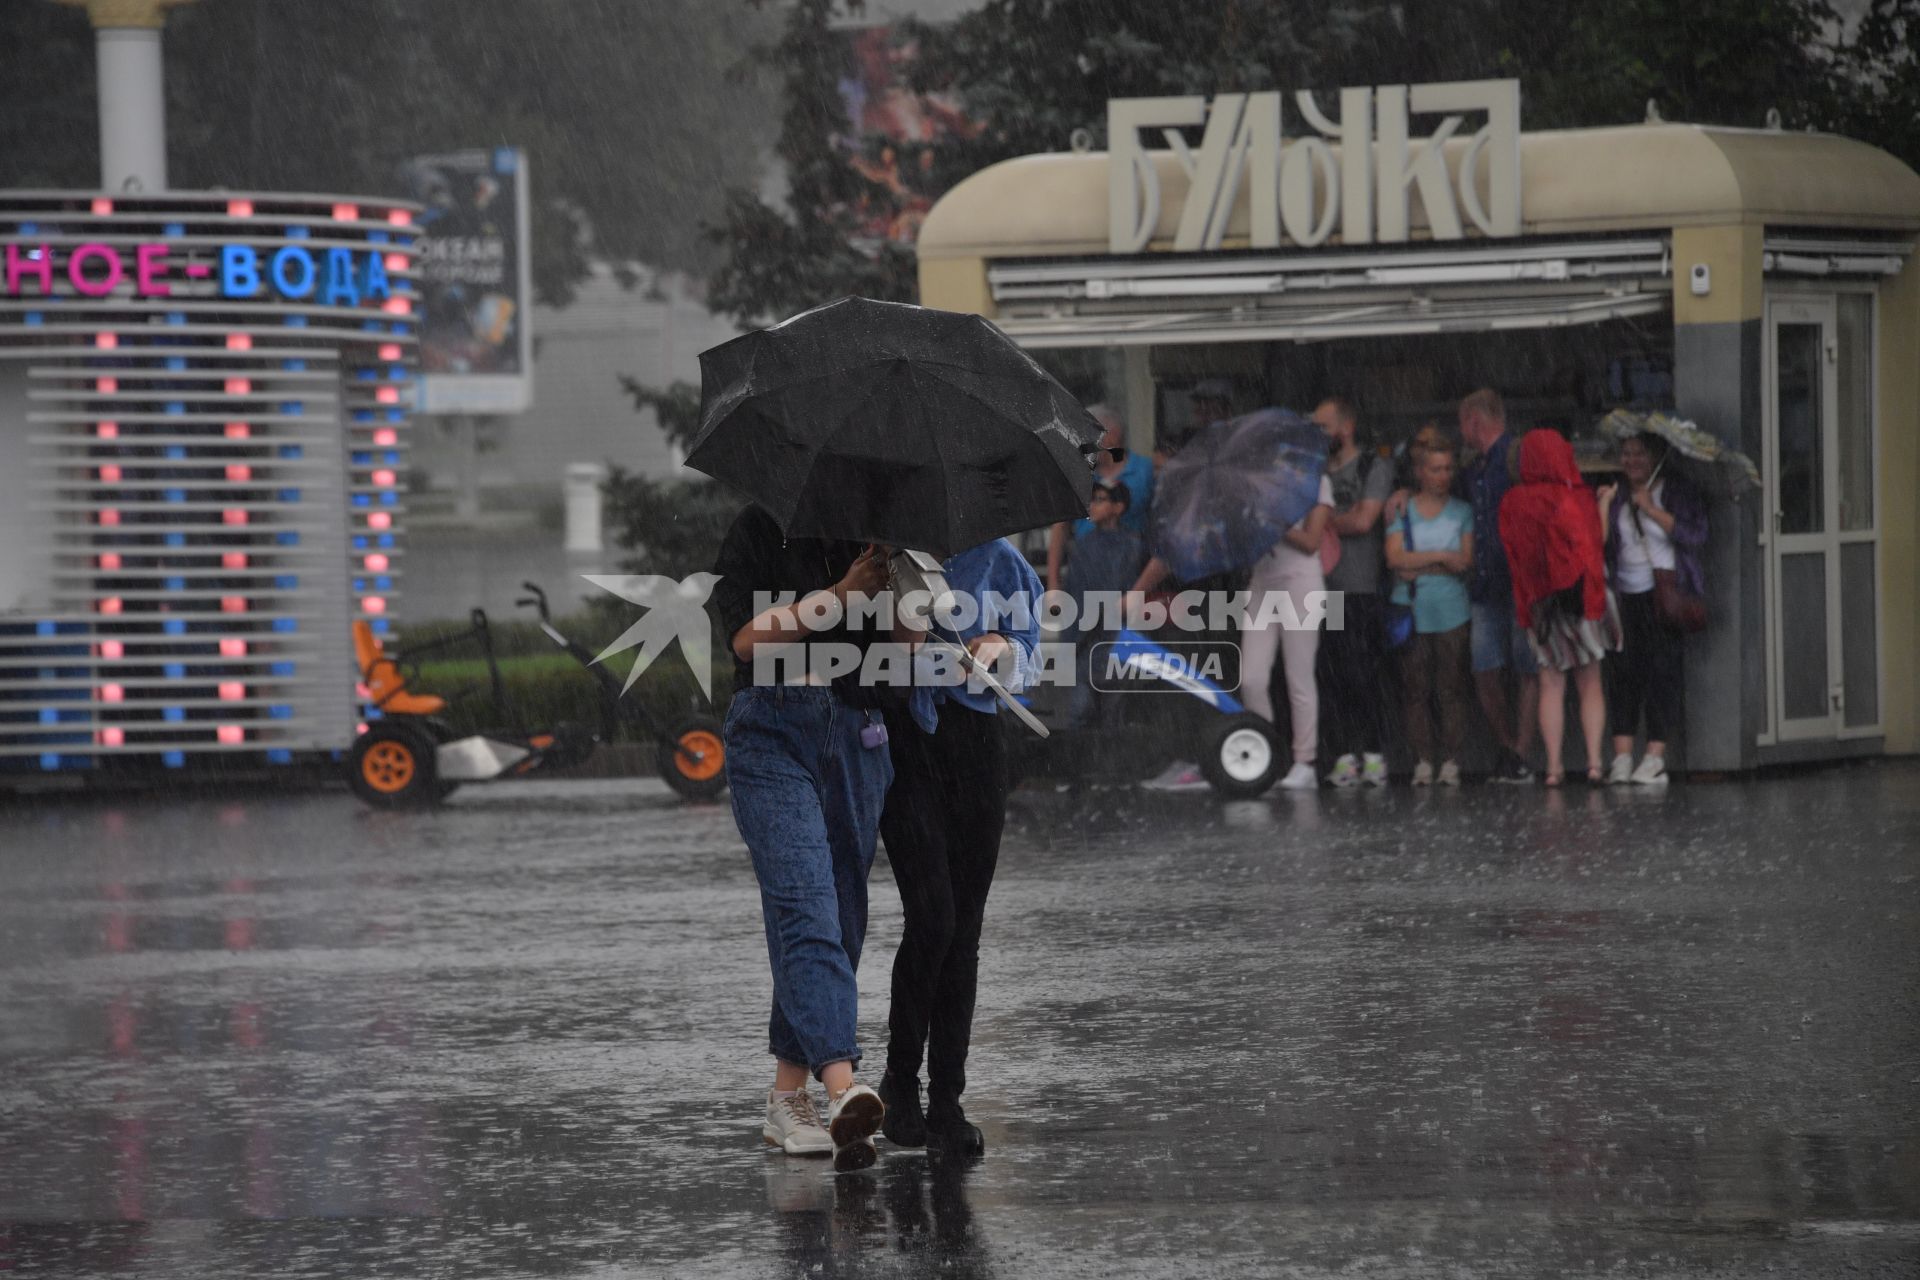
[1148, 408, 1328, 581]
[1600, 409, 1761, 498]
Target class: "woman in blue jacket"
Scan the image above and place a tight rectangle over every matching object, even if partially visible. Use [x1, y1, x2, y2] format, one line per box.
[877, 537, 1042, 1157]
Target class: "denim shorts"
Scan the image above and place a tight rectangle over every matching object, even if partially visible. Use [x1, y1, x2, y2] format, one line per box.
[1470, 598, 1539, 675]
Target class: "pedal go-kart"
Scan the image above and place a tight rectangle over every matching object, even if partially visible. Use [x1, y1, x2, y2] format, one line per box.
[346, 582, 726, 807]
[1006, 625, 1284, 799]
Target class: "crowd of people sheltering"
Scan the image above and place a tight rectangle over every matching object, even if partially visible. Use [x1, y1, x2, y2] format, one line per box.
[1048, 385, 1709, 791]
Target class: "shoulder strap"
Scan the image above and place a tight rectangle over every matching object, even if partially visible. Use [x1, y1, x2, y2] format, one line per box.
[1402, 504, 1418, 602]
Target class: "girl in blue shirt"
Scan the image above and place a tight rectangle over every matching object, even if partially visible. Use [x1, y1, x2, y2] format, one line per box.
[877, 537, 1041, 1157]
[1386, 444, 1475, 785]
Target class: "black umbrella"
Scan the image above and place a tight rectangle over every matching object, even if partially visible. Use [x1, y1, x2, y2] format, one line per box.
[687, 297, 1104, 557]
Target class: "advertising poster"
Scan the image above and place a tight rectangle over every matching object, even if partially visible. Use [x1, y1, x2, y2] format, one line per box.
[833, 25, 979, 251]
[401, 147, 533, 413]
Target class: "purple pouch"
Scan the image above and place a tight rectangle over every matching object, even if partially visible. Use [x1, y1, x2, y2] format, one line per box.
[860, 719, 889, 749]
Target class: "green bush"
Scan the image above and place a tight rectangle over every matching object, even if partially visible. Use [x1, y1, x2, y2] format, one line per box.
[402, 629, 730, 742]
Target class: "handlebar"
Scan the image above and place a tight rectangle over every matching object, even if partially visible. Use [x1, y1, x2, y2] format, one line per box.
[516, 581, 551, 621]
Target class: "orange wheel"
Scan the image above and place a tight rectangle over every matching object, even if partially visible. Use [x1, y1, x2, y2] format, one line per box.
[675, 730, 724, 781]
[361, 739, 416, 794]
[347, 723, 446, 807]
[659, 716, 727, 800]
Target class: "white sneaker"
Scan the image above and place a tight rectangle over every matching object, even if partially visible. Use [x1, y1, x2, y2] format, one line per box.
[1141, 760, 1209, 793]
[1361, 753, 1388, 787]
[1326, 754, 1360, 788]
[825, 1083, 884, 1173]
[764, 1089, 832, 1157]
[1606, 752, 1634, 785]
[1280, 762, 1319, 790]
[1411, 760, 1433, 787]
[1437, 760, 1461, 787]
[1630, 754, 1670, 787]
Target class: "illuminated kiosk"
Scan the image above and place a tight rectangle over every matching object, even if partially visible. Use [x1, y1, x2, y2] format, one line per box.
[918, 85, 1920, 772]
[0, 192, 421, 780]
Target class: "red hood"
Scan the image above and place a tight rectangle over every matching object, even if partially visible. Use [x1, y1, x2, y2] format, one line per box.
[1518, 429, 1583, 488]
[1500, 429, 1608, 623]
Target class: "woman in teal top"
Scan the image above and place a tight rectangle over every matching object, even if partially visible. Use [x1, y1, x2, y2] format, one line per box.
[1385, 441, 1475, 785]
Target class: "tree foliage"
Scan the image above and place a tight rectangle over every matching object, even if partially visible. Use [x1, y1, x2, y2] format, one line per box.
[0, 0, 780, 306]
[704, 0, 917, 326]
[702, 0, 1918, 326]
[600, 466, 739, 580]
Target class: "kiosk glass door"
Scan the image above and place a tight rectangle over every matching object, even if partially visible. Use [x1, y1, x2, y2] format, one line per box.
[1764, 292, 1880, 742]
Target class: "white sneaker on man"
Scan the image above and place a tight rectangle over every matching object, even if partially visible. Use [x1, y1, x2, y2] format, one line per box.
[1411, 761, 1434, 787]
[825, 1083, 885, 1173]
[1280, 762, 1319, 790]
[1630, 754, 1670, 787]
[764, 1089, 832, 1157]
[1361, 753, 1388, 787]
[1141, 760, 1209, 792]
[1437, 760, 1461, 787]
[1606, 752, 1635, 785]
[1326, 754, 1361, 788]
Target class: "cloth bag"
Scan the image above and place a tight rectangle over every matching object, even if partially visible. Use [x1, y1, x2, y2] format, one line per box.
[1653, 567, 1707, 633]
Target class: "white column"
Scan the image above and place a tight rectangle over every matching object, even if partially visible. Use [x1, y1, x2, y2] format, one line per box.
[96, 25, 168, 191]
[57, 0, 198, 191]
[564, 463, 608, 554]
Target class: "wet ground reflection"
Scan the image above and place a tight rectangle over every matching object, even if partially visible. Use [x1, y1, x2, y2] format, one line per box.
[1, 766, 1917, 1276]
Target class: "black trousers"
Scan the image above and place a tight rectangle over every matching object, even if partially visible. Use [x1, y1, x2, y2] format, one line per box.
[1607, 589, 1685, 744]
[878, 701, 1007, 1111]
[1317, 592, 1392, 759]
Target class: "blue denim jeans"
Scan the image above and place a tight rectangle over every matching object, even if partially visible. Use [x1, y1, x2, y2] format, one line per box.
[723, 685, 893, 1078]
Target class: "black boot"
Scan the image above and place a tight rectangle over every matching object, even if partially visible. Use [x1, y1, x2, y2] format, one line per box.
[923, 1098, 984, 1157]
[879, 1070, 926, 1148]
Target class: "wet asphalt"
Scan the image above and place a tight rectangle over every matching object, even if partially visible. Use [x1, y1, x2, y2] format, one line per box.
[1, 764, 1917, 1278]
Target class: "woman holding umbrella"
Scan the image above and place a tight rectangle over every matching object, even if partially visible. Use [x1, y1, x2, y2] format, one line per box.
[1596, 432, 1708, 786]
[1129, 409, 1334, 791]
[711, 518, 902, 1173]
[878, 537, 1043, 1157]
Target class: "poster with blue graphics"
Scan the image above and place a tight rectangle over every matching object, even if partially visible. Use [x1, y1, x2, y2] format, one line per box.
[402, 147, 533, 414]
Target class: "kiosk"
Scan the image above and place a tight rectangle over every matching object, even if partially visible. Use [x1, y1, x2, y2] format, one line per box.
[917, 85, 1920, 772]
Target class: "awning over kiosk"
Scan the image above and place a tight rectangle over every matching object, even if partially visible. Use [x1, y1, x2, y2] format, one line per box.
[985, 239, 1674, 347]
[918, 123, 1920, 346]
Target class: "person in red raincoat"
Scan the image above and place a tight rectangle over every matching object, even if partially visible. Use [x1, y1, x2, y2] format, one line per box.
[1498, 430, 1621, 786]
